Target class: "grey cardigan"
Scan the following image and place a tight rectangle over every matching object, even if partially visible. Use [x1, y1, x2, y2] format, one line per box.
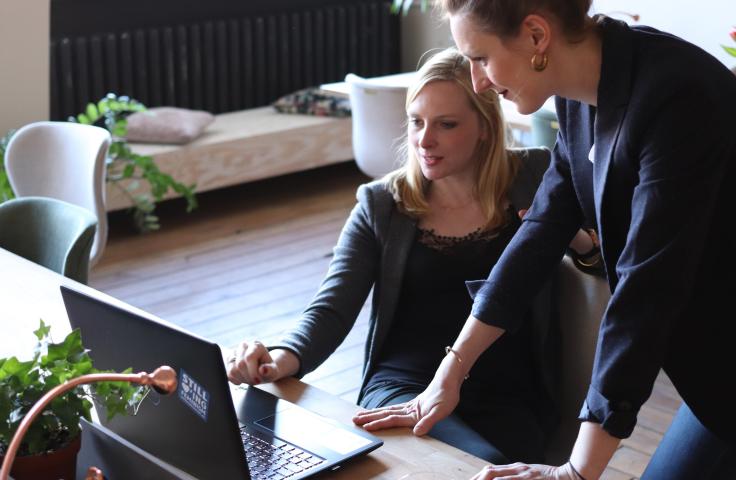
[273, 147, 558, 405]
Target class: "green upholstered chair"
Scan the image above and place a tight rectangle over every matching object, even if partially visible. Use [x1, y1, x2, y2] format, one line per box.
[0, 196, 97, 284]
[3, 121, 111, 267]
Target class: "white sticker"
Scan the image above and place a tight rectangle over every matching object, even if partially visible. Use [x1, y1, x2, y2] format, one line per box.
[178, 369, 210, 421]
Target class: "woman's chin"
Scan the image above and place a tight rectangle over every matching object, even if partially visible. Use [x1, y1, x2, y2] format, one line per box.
[420, 166, 442, 181]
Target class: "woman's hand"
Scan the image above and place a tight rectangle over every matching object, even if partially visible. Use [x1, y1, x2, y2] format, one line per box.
[226, 341, 299, 385]
[470, 462, 578, 480]
[352, 377, 460, 435]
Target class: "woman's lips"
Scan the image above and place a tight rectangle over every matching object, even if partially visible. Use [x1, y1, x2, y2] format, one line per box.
[422, 155, 442, 166]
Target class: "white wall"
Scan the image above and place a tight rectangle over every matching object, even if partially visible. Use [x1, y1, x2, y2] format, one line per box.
[400, 6, 453, 72]
[593, 0, 734, 68]
[401, 1, 736, 72]
[0, 0, 50, 135]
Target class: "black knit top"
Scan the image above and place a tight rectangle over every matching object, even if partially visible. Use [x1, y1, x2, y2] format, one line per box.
[366, 209, 539, 405]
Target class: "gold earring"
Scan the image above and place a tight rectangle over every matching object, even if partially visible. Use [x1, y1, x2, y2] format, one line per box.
[531, 53, 548, 72]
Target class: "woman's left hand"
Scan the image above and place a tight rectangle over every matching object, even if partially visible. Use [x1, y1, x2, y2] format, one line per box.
[352, 376, 460, 434]
[470, 462, 577, 480]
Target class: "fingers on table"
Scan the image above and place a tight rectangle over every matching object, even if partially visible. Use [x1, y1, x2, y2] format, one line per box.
[472, 463, 536, 480]
[413, 409, 439, 436]
[353, 403, 419, 430]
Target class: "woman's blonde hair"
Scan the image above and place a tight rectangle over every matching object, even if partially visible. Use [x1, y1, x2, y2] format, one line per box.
[385, 47, 517, 231]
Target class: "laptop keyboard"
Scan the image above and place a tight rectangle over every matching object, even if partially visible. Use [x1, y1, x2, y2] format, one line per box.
[241, 428, 325, 480]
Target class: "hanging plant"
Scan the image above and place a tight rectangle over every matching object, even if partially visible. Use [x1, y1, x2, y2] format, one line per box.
[70, 93, 198, 232]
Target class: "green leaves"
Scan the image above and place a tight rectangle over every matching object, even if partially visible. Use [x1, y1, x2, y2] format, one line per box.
[70, 93, 197, 232]
[33, 319, 52, 341]
[0, 320, 148, 456]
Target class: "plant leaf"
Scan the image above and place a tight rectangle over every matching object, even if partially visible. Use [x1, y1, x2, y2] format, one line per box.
[722, 45, 736, 57]
[34, 319, 51, 341]
[86, 103, 100, 123]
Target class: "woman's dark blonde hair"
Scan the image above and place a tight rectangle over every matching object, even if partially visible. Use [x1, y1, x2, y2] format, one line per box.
[437, 0, 592, 40]
[385, 47, 516, 231]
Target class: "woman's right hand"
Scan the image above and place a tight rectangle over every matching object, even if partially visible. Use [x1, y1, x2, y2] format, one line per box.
[226, 341, 299, 385]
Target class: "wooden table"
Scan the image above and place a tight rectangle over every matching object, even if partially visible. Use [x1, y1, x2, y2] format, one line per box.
[0, 248, 489, 479]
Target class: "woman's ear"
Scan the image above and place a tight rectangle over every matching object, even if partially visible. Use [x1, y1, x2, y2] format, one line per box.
[520, 14, 552, 53]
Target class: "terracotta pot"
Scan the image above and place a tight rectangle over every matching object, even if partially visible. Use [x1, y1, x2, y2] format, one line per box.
[1, 434, 81, 480]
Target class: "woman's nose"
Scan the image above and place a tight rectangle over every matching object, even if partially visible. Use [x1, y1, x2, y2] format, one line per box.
[471, 64, 492, 94]
[419, 126, 435, 147]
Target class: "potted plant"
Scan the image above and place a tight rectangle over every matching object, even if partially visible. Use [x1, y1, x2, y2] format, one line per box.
[0, 320, 146, 480]
[0, 93, 198, 233]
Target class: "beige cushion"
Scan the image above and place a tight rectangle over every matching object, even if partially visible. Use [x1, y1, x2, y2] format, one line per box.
[126, 107, 215, 144]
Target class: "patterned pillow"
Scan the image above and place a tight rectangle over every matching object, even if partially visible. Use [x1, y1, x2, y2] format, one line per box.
[126, 107, 215, 144]
[272, 88, 351, 117]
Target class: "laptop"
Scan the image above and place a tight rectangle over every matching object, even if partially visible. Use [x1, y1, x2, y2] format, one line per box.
[61, 286, 383, 480]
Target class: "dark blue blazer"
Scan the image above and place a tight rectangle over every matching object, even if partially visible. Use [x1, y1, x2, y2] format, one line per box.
[471, 17, 736, 441]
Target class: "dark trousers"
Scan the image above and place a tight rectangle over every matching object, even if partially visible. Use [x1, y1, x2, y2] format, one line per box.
[360, 383, 546, 464]
[642, 403, 736, 480]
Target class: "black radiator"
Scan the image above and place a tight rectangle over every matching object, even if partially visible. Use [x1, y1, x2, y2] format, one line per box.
[50, 0, 400, 120]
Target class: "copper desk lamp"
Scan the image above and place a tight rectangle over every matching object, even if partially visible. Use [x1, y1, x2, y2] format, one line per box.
[0, 366, 177, 480]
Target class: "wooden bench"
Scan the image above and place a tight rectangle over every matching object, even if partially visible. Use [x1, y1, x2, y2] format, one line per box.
[106, 107, 353, 211]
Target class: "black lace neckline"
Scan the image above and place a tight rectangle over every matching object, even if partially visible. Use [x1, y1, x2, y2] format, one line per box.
[416, 206, 518, 253]
[416, 226, 502, 250]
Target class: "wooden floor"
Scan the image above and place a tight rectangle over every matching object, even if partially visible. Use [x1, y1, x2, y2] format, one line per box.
[90, 162, 680, 480]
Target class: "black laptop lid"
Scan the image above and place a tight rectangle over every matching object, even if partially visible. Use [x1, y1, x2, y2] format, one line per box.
[61, 286, 250, 480]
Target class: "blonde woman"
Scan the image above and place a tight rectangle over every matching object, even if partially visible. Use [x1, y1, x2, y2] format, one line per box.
[229, 48, 559, 463]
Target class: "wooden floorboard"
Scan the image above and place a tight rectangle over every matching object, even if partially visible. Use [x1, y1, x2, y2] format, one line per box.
[90, 162, 679, 478]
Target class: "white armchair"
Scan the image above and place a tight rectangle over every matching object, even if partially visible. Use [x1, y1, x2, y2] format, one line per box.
[4, 121, 111, 267]
[345, 73, 407, 178]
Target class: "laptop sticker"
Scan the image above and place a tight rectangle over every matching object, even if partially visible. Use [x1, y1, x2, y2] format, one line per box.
[179, 369, 210, 421]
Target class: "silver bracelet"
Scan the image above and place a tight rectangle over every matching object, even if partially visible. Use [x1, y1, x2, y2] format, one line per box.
[568, 461, 587, 480]
[444, 346, 470, 380]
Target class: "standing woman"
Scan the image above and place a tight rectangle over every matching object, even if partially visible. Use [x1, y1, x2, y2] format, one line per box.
[353, 1, 736, 479]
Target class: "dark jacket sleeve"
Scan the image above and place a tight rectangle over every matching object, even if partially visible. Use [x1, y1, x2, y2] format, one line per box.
[271, 183, 380, 376]
[470, 139, 584, 332]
